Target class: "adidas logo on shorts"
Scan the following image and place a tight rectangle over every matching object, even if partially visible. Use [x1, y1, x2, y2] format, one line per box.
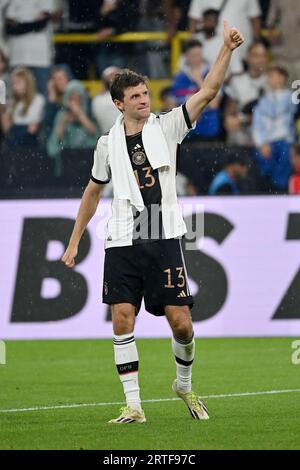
[177, 290, 187, 298]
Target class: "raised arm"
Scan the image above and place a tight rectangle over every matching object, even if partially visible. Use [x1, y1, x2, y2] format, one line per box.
[185, 21, 245, 124]
[61, 180, 104, 268]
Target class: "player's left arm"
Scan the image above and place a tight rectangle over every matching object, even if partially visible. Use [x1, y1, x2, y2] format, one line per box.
[185, 21, 245, 124]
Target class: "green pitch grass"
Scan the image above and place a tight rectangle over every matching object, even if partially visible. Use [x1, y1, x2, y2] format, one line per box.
[0, 338, 299, 450]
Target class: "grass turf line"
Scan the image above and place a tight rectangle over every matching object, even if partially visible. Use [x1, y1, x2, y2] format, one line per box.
[0, 338, 299, 450]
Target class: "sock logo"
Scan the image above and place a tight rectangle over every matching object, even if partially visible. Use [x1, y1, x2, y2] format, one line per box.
[117, 361, 139, 375]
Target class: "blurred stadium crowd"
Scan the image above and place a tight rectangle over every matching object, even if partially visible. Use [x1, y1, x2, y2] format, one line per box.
[1, 0, 300, 197]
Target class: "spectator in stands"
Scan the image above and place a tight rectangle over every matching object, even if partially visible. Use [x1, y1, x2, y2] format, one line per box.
[43, 64, 72, 137]
[266, 0, 300, 85]
[58, 1, 101, 79]
[5, 0, 62, 95]
[47, 64, 72, 106]
[1, 67, 45, 148]
[137, 0, 169, 78]
[208, 155, 248, 195]
[64, 0, 101, 32]
[159, 86, 177, 113]
[188, 0, 262, 62]
[0, 0, 8, 55]
[224, 42, 268, 146]
[194, 8, 243, 75]
[166, 0, 191, 39]
[95, 0, 140, 75]
[0, 47, 8, 86]
[259, 0, 271, 26]
[172, 39, 222, 140]
[0, 67, 45, 186]
[252, 66, 297, 191]
[289, 144, 300, 194]
[92, 65, 121, 134]
[47, 80, 98, 176]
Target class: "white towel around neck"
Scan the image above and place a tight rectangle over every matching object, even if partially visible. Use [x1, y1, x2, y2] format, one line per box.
[108, 113, 170, 212]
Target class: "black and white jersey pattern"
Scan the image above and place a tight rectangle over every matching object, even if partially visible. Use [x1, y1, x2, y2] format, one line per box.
[91, 104, 194, 249]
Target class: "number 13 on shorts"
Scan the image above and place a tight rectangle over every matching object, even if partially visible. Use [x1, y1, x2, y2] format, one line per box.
[164, 267, 186, 289]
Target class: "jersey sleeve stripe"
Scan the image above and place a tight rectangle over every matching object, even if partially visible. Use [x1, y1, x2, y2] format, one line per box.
[182, 103, 193, 130]
[90, 174, 110, 185]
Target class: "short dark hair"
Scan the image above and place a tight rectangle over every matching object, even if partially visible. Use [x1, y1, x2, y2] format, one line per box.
[267, 64, 289, 80]
[51, 64, 73, 80]
[159, 86, 173, 101]
[225, 155, 248, 167]
[110, 69, 148, 101]
[203, 8, 219, 17]
[183, 39, 203, 54]
[247, 40, 268, 55]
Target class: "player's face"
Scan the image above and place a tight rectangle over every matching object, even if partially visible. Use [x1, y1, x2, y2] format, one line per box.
[116, 83, 151, 120]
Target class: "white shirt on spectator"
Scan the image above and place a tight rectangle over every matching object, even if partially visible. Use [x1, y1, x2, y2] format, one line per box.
[225, 72, 267, 111]
[92, 92, 120, 135]
[188, 0, 262, 59]
[6, 0, 56, 68]
[13, 94, 45, 125]
[196, 32, 243, 75]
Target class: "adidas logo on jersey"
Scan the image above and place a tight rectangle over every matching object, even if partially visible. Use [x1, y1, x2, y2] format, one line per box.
[177, 290, 187, 298]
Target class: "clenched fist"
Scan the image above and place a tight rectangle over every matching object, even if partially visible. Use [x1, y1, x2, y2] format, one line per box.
[223, 20, 245, 51]
[61, 244, 78, 268]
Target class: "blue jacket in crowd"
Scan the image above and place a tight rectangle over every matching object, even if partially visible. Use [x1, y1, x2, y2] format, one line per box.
[172, 70, 221, 138]
[252, 90, 297, 146]
[208, 170, 240, 195]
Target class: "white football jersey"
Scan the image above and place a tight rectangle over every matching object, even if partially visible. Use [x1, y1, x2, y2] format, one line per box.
[92, 105, 194, 249]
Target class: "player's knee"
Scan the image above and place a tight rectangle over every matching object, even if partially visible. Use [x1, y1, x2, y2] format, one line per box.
[174, 323, 193, 340]
[171, 313, 193, 340]
[114, 316, 133, 335]
[112, 304, 135, 335]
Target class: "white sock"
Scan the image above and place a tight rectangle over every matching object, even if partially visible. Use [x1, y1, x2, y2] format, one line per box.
[113, 333, 142, 412]
[172, 334, 195, 393]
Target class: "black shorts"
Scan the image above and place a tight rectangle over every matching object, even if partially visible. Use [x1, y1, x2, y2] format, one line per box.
[102, 238, 194, 316]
